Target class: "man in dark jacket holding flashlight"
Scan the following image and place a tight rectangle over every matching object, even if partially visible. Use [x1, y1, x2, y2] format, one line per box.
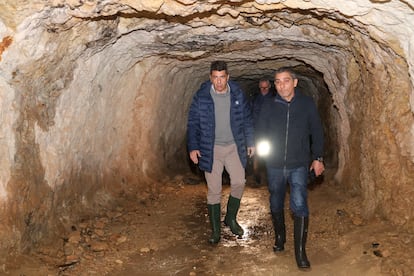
[256, 67, 324, 269]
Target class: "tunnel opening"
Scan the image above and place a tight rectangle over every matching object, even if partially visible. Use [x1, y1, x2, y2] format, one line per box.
[165, 59, 339, 187]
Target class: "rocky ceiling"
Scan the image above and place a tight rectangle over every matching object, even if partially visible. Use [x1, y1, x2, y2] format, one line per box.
[0, 0, 413, 252]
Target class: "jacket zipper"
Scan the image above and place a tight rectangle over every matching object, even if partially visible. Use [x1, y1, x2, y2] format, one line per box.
[283, 102, 290, 169]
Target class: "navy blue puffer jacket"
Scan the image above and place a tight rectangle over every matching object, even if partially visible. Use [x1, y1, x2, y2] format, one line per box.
[187, 80, 255, 173]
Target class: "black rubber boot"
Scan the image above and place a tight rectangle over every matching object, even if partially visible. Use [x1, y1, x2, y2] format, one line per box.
[294, 216, 311, 269]
[207, 204, 221, 244]
[271, 211, 286, 252]
[253, 174, 261, 186]
[224, 196, 244, 236]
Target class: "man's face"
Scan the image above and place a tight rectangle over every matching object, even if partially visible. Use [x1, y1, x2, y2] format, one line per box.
[274, 72, 298, 101]
[259, 81, 270, 95]
[210, 70, 229, 93]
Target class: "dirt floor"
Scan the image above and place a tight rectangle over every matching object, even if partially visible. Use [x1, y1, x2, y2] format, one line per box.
[2, 170, 413, 276]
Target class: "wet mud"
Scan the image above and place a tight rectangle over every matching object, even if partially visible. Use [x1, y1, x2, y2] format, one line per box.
[3, 171, 413, 275]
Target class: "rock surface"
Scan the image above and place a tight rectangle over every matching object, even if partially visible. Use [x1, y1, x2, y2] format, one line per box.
[3, 174, 413, 275]
[0, 0, 413, 258]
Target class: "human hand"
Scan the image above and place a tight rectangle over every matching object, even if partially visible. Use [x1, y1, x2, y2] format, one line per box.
[310, 160, 325, 176]
[190, 150, 201, 164]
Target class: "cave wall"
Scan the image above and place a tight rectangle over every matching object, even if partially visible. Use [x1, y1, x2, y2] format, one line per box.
[344, 34, 414, 224]
[0, 0, 413, 252]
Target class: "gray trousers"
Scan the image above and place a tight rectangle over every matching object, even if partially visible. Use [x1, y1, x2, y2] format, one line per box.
[205, 144, 246, 204]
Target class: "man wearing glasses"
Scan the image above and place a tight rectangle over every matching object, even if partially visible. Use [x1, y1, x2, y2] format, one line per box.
[251, 79, 274, 186]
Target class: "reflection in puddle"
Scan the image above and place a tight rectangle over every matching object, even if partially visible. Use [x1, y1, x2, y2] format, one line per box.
[221, 222, 271, 247]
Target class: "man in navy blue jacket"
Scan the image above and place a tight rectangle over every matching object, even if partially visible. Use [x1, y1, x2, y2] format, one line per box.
[256, 67, 324, 269]
[187, 61, 255, 244]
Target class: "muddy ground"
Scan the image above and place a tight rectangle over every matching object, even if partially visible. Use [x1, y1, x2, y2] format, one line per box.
[2, 170, 413, 276]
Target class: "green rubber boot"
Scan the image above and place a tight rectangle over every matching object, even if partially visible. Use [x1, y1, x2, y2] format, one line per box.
[224, 195, 244, 236]
[207, 204, 221, 244]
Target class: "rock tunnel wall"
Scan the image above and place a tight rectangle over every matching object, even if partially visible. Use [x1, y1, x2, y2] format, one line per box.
[0, 0, 413, 252]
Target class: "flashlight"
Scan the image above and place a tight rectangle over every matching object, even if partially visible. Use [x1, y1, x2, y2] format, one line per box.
[256, 140, 271, 157]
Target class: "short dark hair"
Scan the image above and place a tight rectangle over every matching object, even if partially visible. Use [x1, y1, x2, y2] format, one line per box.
[210, 61, 228, 74]
[259, 78, 270, 85]
[275, 67, 297, 79]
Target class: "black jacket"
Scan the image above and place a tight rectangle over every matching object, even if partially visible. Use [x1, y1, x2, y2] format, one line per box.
[256, 89, 324, 169]
[251, 92, 274, 129]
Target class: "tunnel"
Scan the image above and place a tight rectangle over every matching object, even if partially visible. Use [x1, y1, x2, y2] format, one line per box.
[0, 0, 414, 274]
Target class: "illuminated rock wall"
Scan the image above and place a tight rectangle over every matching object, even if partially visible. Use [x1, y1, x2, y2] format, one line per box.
[0, 0, 413, 252]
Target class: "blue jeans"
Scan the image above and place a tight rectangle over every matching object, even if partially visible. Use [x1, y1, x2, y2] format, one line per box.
[266, 166, 309, 217]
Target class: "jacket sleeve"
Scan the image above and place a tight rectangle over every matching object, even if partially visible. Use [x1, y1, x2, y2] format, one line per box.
[242, 94, 255, 147]
[251, 95, 259, 127]
[308, 100, 324, 159]
[255, 99, 269, 143]
[187, 93, 201, 152]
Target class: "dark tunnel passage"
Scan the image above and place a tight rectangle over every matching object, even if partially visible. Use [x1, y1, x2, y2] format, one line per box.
[180, 61, 338, 182]
[165, 61, 337, 178]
